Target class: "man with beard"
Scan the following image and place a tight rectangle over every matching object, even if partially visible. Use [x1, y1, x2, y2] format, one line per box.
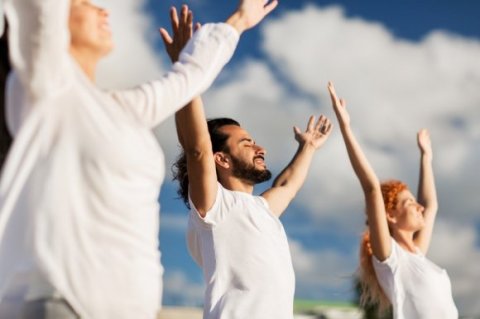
[165, 19, 332, 316]
[172, 94, 332, 318]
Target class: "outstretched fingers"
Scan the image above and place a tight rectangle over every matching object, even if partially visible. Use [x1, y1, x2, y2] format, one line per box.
[178, 5, 192, 44]
[315, 115, 333, 136]
[306, 115, 316, 132]
[160, 5, 198, 62]
[314, 115, 326, 131]
[322, 119, 333, 135]
[293, 126, 301, 136]
[159, 28, 173, 46]
[186, 10, 194, 37]
[170, 6, 180, 36]
[264, 0, 279, 15]
[327, 81, 341, 107]
[327, 81, 350, 126]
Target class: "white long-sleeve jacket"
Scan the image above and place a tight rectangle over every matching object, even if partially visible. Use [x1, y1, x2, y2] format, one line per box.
[0, 1, 239, 318]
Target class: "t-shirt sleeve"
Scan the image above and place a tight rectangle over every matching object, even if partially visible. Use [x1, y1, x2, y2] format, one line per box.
[372, 237, 400, 274]
[109, 23, 239, 128]
[257, 195, 270, 210]
[188, 182, 231, 227]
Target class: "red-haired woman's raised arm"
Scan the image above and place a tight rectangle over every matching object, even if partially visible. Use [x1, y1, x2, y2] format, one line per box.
[414, 129, 438, 254]
[328, 82, 392, 261]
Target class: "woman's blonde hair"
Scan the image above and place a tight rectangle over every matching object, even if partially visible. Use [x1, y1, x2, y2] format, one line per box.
[358, 180, 408, 313]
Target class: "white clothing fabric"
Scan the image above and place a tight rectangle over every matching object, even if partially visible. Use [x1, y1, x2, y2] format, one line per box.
[0, 1, 3, 37]
[0, 0, 239, 318]
[373, 238, 458, 319]
[187, 183, 295, 319]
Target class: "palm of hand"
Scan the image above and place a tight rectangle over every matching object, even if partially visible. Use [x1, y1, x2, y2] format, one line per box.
[294, 115, 332, 149]
[296, 130, 329, 149]
[417, 129, 432, 155]
[238, 0, 278, 30]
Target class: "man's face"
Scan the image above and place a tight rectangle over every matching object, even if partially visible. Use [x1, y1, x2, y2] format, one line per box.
[219, 125, 272, 185]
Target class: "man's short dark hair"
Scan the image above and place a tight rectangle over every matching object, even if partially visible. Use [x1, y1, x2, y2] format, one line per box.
[172, 118, 240, 208]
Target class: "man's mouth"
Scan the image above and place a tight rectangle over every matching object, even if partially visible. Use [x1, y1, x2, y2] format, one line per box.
[254, 156, 265, 165]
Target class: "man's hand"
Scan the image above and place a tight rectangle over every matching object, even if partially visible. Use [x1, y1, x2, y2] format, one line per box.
[294, 115, 333, 150]
[159, 5, 199, 63]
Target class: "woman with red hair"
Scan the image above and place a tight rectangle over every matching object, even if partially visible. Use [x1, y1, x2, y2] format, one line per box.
[328, 82, 458, 318]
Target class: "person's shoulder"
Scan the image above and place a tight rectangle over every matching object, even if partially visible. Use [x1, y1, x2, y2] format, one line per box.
[254, 194, 270, 209]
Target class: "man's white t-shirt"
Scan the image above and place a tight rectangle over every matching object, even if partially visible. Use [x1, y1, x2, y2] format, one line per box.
[373, 238, 458, 319]
[187, 183, 295, 319]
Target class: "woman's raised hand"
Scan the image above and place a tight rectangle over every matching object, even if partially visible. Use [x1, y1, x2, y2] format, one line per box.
[226, 0, 278, 34]
[328, 81, 350, 128]
[417, 128, 433, 159]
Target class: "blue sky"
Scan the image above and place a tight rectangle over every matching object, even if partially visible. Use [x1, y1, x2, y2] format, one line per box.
[97, 0, 480, 315]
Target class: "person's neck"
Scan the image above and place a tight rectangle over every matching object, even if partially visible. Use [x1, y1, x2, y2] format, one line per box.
[392, 229, 417, 253]
[70, 47, 98, 82]
[220, 175, 254, 194]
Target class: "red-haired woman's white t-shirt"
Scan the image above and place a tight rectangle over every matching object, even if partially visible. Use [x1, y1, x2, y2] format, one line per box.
[373, 238, 458, 319]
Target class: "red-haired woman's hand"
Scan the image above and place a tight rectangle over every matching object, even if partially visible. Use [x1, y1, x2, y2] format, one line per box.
[417, 128, 433, 160]
[328, 81, 350, 128]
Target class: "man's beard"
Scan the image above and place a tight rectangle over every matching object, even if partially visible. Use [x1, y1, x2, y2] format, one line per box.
[230, 155, 272, 185]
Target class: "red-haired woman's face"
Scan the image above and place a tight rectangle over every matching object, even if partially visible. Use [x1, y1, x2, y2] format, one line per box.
[390, 189, 425, 232]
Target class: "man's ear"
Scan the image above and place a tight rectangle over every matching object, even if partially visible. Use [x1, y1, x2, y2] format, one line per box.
[214, 152, 230, 169]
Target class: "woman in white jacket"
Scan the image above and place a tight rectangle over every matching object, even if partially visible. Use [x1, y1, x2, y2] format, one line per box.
[0, 0, 277, 318]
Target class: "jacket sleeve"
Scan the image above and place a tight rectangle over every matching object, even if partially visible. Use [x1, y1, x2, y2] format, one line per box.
[109, 23, 239, 128]
[4, 0, 72, 103]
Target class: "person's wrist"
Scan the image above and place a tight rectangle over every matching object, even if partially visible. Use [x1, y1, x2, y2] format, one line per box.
[226, 11, 248, 35]
[340, 122, 351, 132]
[298, 141, 317, 152]
[422, 152, 433, 161]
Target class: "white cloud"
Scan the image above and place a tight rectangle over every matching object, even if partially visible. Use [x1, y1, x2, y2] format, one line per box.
[96, 0, 166, 89]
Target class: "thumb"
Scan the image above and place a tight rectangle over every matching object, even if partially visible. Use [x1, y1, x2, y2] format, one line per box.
[159, 28, 173, 45]
[293, 126, 301, 135]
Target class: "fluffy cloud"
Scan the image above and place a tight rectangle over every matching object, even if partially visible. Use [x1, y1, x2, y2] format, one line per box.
[96, 0, 166, 89]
